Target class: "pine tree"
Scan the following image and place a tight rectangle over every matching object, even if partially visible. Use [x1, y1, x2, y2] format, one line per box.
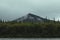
[0, 19, 2, 23]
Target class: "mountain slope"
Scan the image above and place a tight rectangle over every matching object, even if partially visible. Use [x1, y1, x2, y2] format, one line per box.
[12, 13, 50, 22]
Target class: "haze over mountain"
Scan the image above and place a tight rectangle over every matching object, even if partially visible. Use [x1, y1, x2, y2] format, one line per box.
[0, 0, 60, 21]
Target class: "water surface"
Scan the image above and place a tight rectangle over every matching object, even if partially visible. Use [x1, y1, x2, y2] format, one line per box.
[0, 38, 60, 40]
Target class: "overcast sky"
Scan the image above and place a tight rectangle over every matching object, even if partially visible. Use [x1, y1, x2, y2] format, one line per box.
[0, 0, 60, 21]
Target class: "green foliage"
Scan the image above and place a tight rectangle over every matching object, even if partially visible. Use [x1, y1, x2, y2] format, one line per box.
[0, 21, 60, 38]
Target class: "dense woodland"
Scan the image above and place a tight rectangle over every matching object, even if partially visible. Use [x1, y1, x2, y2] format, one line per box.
[0, 20, 60, 38]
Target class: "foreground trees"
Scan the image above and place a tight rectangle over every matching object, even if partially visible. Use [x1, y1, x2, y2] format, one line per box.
[0, 22, 60, 38]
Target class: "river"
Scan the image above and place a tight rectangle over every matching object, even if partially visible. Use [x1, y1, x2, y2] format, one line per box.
[0, 38, 60, 40]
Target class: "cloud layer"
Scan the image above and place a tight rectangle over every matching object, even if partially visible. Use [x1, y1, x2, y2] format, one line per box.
[0, 0, 60, 21]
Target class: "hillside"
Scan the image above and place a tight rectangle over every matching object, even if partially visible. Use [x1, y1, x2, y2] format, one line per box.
[12, 13, 51, 23]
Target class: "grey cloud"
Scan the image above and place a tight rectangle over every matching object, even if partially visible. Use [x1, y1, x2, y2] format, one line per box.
[0, 0, 60, 21]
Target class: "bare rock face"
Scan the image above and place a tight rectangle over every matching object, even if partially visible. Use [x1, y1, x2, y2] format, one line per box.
[12, 13, 49, 22]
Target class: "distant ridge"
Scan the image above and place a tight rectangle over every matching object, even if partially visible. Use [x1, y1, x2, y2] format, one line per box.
[12, 13, 50, 22]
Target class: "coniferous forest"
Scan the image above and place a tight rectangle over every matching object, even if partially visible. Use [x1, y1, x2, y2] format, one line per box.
[0, 20, 60, 38]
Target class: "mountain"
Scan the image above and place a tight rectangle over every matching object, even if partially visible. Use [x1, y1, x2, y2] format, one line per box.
[12, 13, 50, 22]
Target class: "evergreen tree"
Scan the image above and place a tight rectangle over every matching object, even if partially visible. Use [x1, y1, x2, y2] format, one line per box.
[0, 19, 2, 23]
